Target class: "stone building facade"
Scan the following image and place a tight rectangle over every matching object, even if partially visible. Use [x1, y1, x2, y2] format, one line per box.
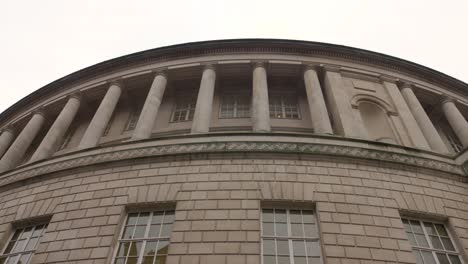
[0, 39, 468, 264]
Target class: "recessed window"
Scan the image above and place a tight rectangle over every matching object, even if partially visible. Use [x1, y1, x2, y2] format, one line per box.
[269, 95, 300, 119]
[113, 210, 175, 264]
[262, 208, 321, 264]
[402, 218, 462, 264]
[170, 97, 196, 122]
[124, 105, 142, 132]
[0, 224, 48, 264]
[220, 94, 251, 119]
[103, 111, 117, 136]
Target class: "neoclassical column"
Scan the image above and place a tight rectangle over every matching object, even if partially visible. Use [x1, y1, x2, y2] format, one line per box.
[191, 65, 216, 133]
[252, 62, 271, 132]
[0, 111, 45, 173]
[78, 82, 122, 150]
[132, 72, 167, 140]
[303, 65, 333, 134]
[400, 83, 448, 153]
[30, 94, 81, 162]
[441, 98, 468, 148]
[382, 77, 430, 150]
[0, 127, 15, 158]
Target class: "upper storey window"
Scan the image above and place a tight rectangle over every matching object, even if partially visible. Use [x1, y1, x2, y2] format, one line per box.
[269, 95, 300, 119]
[0, 224, 48, 264]
[113, 210, 174, 264]
[124, 105, 142, 132]
[262, 208, 321, 264]
[170, 97, 196, 122]
[220, 94, 251, 118]
[402, 218, 462, 264]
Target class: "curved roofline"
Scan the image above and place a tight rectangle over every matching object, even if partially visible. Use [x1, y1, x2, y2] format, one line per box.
[2, 38, 467, 125]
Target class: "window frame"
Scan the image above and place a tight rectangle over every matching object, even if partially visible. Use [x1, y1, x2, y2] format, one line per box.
[0, 223, 49, 264]
[402, 216, 464, 264]
[123, 105, 143, 132]
[111, 209, 175, 264]
[260, 207, 323, 264]
[268, 93, 301, 120]
[219, 93, 251, 119]
[170, 96, 197, 123]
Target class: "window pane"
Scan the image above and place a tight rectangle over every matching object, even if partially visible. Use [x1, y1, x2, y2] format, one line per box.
[25, 237, 38, 251]
[20, 227, 33, 239]
[142, 256, 155, 264]
[276, 223, 288, 236]
[276, 240, 289, 256]
[294, 257, 307, 264]
[6, 255, 19, 264]
[424, 223, 437, 235]
[0, 257, 5, 264]
[161, 224, 173, 237]
[435, 224, 448, 236]
[441, 237, 455, 251]
[123, 226, 135, 239]
[152, 212, 164, 224]
[144, 241, 158, 256]
[128, 242, 142, 256]
[11, 230, 21, 241]
[275, 210, 287, 223]
[133, 226, 147, 238]
[114, 258, 126, 264]
[302, 211, 314, 224]
[138, 213, 150, 225]
[149, 224, 161, 237]
[155, 255, 166, 264]
[263, 223, 274, 236]
[413, 250, 424, 264]
[277, 256, 290, 264]
[430, 236, 443, 250]
[415, 234, 428, 247]
[126, 257, 138, 264]
[32, 225, 45, 237]
[13, 239, 27, 253]
[18, 253, 31, 264]
[402, 219, 411, 232]
[263, 256, 275, 264]
[157, 240, 169, 255]
[117, 242, 130, 257]
[163, 211, 175, 224]
[449, 255, 462, 264]
[262, 209, 274, 222]
[291, 224, 304, 237]
[308, 257, 321, 264]
[306, 241, 321, 257]
[289, 211, 302, 223]
[4, 241, 16, 254]
[407, 233, 417, 246]
[304, 224, 317, 237]
[411, 221, 423, 233]
[127, 213, 139, 225]
[292, 240, 306, 256]
[436, 253, 450, 264]
[421, 251, 436, 264]
[263, 239, 276, 255]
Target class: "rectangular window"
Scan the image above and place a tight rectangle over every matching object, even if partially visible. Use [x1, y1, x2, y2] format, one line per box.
[269, 95, 300, 119]
[262, 208, 321, 264]
[103, 111, 117, 136]
[170, 97, 196, 122]
[220, 94, 251, 119]
[113, 210, 174, 264]
[402, 218, 463, 264]
[124, 105, 142, 132]
[0, 224, 48, 264]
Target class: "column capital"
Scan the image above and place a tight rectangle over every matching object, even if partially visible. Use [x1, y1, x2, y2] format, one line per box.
[201, 63, 216, 71]
[0, 125, 16, 135]
[108, 79, 124, 88]
[67, 91, 82, 101]
[380, 75, 399, 84]
[152, 70, 168, 79]
[320, 64, 341, 72]
[252, 61, 267, 68]
[303, 64, 320, 72]
[399, 82, 414, 90]
[32, 108, 47, 118]
[440, 96, 457, 105]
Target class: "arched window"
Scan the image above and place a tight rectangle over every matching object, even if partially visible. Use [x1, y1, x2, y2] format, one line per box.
[358, 101, 397, 144]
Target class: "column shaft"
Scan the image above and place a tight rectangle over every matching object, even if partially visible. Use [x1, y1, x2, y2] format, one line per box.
[303, 67, 333, 134]
[252, 63, 271, 132]
[0, 112, 45, 172]
[132, 74, 167, 140]
[400, 86, 448, 153]
[0, 128, 15, 158]
[78, 83, 122, 149]
[30, 96, 81, 162]
[442, 100, 468, 148]
[191, 66, 216, 133]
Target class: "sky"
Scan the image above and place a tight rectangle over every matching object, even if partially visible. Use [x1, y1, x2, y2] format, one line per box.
[1, 0, 467, 114]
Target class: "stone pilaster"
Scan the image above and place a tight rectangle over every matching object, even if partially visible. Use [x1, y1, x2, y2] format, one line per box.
[441, 98, 468, 149]
[78, 82, 122, 150]
[252, 62, 271, 132]
[132, 72, 168, 140]
[0, 111, 45, 173]
[400, 84, 448, 153]
[30, 94, 81, 162]
[191, 65, 216, 134]
[303, 66, 333, 134]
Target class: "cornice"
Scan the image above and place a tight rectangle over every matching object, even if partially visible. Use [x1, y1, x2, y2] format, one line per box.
[2, 39, 468, 127]
[0, 135, 464, 188]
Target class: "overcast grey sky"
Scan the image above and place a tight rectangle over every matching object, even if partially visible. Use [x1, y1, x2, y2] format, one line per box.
[1, 0, 467, 114]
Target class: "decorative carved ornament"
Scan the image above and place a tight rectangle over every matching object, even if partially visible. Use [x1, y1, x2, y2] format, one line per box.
[0, 140, 463, 187]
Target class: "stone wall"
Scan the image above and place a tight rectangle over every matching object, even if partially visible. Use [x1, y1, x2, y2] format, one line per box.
[1, 154, 467, 263]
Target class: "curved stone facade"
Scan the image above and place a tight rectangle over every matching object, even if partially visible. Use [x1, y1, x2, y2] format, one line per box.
[0, 39, 468, 264]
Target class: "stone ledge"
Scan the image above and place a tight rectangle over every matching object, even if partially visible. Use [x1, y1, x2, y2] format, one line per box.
[0, 134, 464, 187]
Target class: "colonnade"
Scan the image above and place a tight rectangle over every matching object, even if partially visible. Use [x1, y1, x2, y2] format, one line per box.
[0, 62, 467, 173]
